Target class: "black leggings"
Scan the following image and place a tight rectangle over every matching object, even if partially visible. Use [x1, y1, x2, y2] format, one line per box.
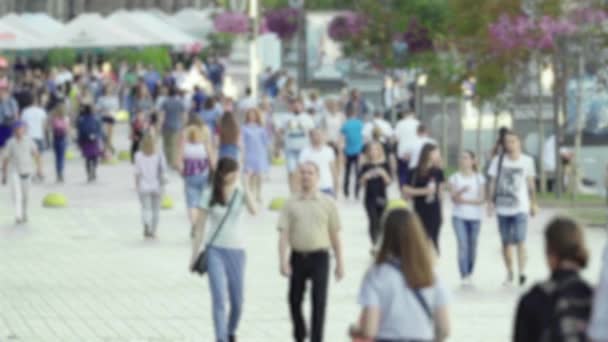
[343, 153, 360, 198]
[365, 197, 386, 244]
[85, 157, 98, 180]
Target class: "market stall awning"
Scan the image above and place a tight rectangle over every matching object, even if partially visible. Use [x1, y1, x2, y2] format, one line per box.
[18, 13, 65, 35]
[166, 8, 216, 40]
[53, 13, 158, 49]
[107, 10, 201, 48]
[0, 20, 52, 50]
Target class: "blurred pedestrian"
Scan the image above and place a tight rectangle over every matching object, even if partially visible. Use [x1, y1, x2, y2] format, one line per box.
[242, 108, 269, 202]
[488, 130, 537, 286]
[514, 217, 592, 342]
[178, 125, 213, 236]
[341, 108, 364, 199]
[1, 121, 43, 224]
[190, 157, 257, 342]
[278, 161, 344, 342]
[76, 101, 102, 182]
[134, 134, 167, 239]
[448, 151, 486, 284]
[349, 208, 450, 342]
[160, 85, 187, 168]
[403, 144, 445, 252]
[50, 102, 69, 183]
[359, 141, 391, 245]
[589, 242, 608, 342]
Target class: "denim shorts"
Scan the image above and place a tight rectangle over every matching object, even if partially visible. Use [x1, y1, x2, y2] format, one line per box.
[497, 213, 528, 245]
[285, 149, 302, 173]
[184, 173, 208, 209]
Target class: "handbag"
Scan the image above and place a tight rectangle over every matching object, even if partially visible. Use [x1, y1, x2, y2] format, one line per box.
[192, 189, 239, 276]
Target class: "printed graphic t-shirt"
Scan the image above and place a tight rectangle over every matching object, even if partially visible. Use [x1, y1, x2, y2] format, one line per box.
[488, 154, 536, 216]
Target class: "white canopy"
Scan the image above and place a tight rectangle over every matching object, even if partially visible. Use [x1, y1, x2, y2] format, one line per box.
[53, 13, 157, 49]
[167, 8, 216, 40]
[19, 13, 64, 35]
[0, 20, 52, 50]
[107, 10, 200, 47]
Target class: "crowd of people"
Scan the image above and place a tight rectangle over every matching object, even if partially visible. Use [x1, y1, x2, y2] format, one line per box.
[0, 57, 607, 342]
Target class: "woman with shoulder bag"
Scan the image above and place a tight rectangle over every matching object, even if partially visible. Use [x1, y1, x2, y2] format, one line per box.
[190, 158, 257, 342]
[134, 134, 167, 239]
[350, 208, 451, 342]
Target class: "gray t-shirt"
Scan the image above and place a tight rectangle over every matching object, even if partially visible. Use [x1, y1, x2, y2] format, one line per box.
[358, 262, 449, 341]
[5, 137, 37, 175]
[161, 96, 185, 131]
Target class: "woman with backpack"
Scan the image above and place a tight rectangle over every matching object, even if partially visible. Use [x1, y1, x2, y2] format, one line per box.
[190, 157, 257, 342]
[349, 208, 450, 342]
[514, 217, 592, 342]
[402, 144, 446, 252]
[50, 102, 70, 183]
[134, 134, 167, 239]
[76, 100, 102, 183]
[448, 151, 486, 285]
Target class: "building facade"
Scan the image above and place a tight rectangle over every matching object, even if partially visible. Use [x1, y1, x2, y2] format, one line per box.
[0, 0, 215, 21]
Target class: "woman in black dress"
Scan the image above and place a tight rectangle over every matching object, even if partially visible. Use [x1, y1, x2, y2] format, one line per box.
[359, 141, 392, 245]
[402, 143, 445, 252]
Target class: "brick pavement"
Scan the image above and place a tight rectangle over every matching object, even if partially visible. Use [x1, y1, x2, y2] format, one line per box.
[0, 125, 607, 341]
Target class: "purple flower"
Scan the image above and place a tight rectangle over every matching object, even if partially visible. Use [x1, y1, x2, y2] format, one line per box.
[399, 17, 433, 54]
[214, 11, 250, 35]
[328, 11, 367, 41]
[264, 7, 300, 40]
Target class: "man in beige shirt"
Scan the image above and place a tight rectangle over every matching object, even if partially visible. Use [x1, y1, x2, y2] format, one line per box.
[278, 161, 344, 342]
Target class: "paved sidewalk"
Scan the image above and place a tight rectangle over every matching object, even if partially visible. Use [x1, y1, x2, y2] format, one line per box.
[0, 126, 607, 342]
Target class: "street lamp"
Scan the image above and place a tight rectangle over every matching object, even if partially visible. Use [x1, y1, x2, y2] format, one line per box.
[416, 73, 427, 117]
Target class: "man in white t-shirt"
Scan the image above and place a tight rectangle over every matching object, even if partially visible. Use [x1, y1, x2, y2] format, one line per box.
[488, 131, 537, 286]
[237, 87, 257, 117]
[408, 124, 436, 171]
[362, 111, 393, 144]
[282, 99, 315, 192]
[394, 111, 420, 186]
[299, 129, 338, 197]
[21, 97, 48, 152]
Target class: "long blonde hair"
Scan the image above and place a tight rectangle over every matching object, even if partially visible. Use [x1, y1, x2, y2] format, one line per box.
[185, 125, 207, 144]
[376, 208, 435, 288]
[140, 134, 157, 156]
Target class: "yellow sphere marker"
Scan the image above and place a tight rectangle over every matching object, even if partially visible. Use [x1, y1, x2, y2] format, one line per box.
[161, 195, 174, 209]
[269, 197, 286, 211]
[43, 193, 68, 208]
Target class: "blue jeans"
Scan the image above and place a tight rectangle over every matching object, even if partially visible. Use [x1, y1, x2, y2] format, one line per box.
[53, 136, 67, 179]
[452, 217, 481, 278]
[497, 213, 528, 246]
[207, 246, 246, 342]
[184, 173, 208, 208]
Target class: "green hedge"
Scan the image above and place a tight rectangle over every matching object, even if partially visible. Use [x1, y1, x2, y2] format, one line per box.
[47, 48, 77, 67]
[106, 47, 172, 72]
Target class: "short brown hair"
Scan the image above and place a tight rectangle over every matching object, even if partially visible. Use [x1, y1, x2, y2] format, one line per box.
[376, 208, 435, 289]
[545, 217, 589, 268]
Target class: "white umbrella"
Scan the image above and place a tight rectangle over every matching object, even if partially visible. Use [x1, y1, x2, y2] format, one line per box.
[54, 13, 157, 49]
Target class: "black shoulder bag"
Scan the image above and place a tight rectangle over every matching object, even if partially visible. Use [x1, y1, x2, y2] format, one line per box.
[192, 189, 239, 276]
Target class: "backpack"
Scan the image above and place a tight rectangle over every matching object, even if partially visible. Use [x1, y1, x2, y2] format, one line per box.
[540, 275, 593, 342]
[78, 115, 99, 142]
[52, 117, 68, 137]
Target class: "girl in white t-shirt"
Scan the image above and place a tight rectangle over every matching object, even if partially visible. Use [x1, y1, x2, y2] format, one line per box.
[448, 151, 486, 284]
